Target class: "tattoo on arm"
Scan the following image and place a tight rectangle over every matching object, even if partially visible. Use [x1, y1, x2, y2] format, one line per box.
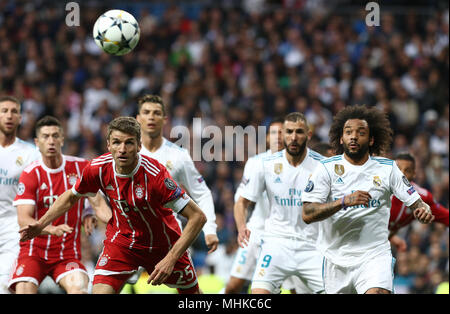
[303, 199, 342, 223]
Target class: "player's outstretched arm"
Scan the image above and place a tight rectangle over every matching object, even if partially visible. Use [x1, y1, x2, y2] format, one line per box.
[17, 204, 74, 238]
[233, 196, 255, 248]
[303, 190, 372, 224]
[19, 189, 81, 241]
[147, 199, 206, 286]
[410, 198, 435, 224]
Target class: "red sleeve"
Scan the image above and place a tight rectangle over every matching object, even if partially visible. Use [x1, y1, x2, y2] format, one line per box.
[13, 168, 39, 206]
[151, 163, 190, 213]
[72, 162, 101, 197]
[424, 193, 449, 227]
[417, 186, 449, 226]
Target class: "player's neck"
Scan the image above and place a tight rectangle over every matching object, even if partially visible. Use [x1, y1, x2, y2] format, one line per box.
[286, 149, 306, 167]
[0, 131, 16, 148]
[141, 133, 163, 153]
[42, 154, 63, 169]
[343, 153, 369, 166]
[115, 159, 139, 175]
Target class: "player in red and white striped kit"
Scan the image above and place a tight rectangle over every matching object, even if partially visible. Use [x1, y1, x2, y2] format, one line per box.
[389, 153, 448, 251]
[9, 116, 109, 294]
[19, 116, 206, 294]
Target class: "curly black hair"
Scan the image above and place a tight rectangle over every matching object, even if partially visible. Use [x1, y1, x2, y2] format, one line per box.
[329, 105, 393, 156]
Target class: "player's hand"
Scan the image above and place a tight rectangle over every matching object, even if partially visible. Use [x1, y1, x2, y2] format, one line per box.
[343, 191, 372, 208]
[413, 207, 434, 224]
[147, 255, 176, 286]
[389, 234, 407, 252]
[19, 222, 44, 242]
[49, 224, 74, 237]
[83, 215, 98, 236]
[237, 226, 251, 248]
[205, 234, 219, 253]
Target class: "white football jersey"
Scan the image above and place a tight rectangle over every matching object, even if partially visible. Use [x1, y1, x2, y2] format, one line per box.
[241, 148, 324, 242]
[301, 154, 421, 267]
[234, 150, 272, 232]
[0, 138, 40, 229]
[140, 138, 217, 235]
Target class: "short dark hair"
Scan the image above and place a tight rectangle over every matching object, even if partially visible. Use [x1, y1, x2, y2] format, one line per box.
[267, 116, 284, 134]
[137, 94, 166, 116]
[284, 112, 309, 132]
[329, 105, 393, 156]
[0, 95, 21, 109]
[395, 152, 416, 166]
[107, 116, 141, 142]
[35, 115, 63, 135]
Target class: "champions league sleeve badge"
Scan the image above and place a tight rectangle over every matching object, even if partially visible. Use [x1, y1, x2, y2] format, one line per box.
[305, 180, 314, 192]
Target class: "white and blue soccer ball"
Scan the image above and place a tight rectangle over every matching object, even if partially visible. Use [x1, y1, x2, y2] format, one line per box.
[93, 9, 140, 56]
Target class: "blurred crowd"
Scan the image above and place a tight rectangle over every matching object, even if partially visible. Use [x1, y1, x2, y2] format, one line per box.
[0, 0, 448, 293]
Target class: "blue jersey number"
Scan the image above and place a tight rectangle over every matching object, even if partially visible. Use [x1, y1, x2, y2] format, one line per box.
[261, 255, 272, 268]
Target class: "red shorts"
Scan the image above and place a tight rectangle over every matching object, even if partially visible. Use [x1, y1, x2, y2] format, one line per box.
[8, 255, 87, 292]
[93, 241, 198, 293]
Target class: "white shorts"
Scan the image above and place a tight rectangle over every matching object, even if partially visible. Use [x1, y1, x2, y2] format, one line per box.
[251, 236, 324, 294]
[0, 229, 20, 294]
[281, 275, 314, 294]
[229, 229, 263, 280]
[322, 250, 395, 294]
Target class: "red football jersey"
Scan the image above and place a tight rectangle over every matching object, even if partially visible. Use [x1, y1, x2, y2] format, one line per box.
[13, 155, 89, 260]
[72, 153, 190, 251]
[389, 181, 449, 232]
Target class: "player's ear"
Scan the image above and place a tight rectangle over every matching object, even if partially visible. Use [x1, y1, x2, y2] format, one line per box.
[369, 136, 374, 147]
[137, 139, 142, 152]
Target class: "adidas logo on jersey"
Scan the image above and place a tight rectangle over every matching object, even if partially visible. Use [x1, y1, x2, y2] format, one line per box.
[40, 182, 48, 190]
[106, 184, 114, 190]
[335, 177, 344, 184]
[274, 177, 282, 183]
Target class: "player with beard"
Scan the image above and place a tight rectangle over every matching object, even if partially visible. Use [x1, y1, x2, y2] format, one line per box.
[302, 105, 434, 294]
[235, 112, 325, 294]
[0, 96, 40, 293]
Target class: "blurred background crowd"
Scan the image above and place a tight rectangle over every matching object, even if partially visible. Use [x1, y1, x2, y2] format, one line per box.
[0, 0, 448, 293]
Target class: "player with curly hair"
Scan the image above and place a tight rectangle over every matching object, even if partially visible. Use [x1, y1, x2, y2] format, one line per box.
[302, 105, 434, 294]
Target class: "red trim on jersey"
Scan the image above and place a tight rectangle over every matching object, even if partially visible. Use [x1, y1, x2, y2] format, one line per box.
[73, 153, 187, 250]
[14, 156, 89, 260]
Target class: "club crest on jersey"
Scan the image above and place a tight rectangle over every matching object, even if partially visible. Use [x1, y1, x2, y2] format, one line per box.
[17, 182, 25, 195]
[165, 160, 173, 171]
[164, 178, 176, 190]
[274, 163, 283, 175]
[373, 176, 381, 187]
[16, 156, 24, 167]
[98, 255, 109, 267]
[134, 184, 144, 199]
[67, 173, 78, 186]
[335, 164, 345, 176]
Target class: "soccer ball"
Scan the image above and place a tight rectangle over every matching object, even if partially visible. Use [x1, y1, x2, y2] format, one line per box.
[93, 9, 140, 56]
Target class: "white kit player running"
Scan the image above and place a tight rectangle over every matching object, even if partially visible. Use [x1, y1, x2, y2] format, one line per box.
[235, 113, 325, 294]
[301, 105, 434, 294]
[0, 96, 40, 294]
[225, 118, 284, 294]
[136, 94, 218, 253]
